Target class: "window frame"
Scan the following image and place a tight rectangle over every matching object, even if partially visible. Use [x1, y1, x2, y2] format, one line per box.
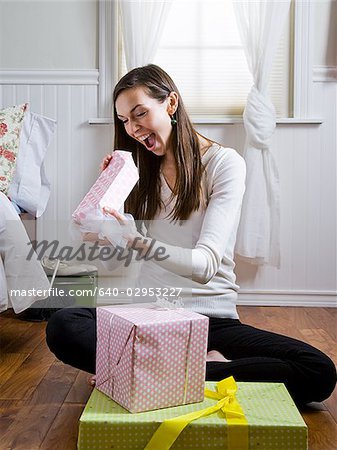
[91, 0, 321, 125]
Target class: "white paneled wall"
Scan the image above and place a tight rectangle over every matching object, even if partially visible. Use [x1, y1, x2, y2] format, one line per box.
[1, 77, 336, 306]
[0, 80, 112, 240]
[198, 82, 337, 306]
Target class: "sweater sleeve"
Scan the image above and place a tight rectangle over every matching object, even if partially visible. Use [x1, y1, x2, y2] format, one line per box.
[146, 149, 246, 284]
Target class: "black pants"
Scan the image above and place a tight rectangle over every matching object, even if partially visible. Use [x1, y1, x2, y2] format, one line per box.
[46, 308, 336, 405]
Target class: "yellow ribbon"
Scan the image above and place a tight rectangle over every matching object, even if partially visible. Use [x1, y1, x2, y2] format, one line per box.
[144, 376, 248, 450]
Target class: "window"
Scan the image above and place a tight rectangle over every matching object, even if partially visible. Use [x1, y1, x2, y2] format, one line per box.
[119, 0, 291, 117]
[96, 0, 314, 123]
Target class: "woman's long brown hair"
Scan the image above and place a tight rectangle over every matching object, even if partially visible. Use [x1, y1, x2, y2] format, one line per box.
[113, 64, 207, 221]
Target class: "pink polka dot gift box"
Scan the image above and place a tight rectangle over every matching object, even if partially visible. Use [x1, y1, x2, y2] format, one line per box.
[72, 150, 139, 224]
[96, 303, 209, 413]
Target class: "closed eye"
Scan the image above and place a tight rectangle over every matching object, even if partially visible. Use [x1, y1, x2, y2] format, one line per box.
[119, 110, 147, 125]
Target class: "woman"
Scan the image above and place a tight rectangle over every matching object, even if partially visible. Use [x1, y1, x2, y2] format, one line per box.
[46, 64, 336, 405]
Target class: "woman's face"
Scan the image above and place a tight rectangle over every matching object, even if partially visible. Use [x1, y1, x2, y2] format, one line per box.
[115, 86, 177, 156]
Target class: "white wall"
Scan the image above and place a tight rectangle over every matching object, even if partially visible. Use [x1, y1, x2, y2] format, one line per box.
[2, 0, 335, 69]
[314, 0, 337, 66]
[0, 0, 98, 69]
[0, 0, 336, 306]
[199, 80, 337, 306]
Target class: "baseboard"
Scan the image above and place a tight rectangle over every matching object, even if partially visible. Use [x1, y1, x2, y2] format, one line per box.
[0, 69, 99, 85]
[97, 290, 337, 307]
[238, 290, 337, 307]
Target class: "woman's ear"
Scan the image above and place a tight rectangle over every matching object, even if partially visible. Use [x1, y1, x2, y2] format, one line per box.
[167, 91, 179, 115]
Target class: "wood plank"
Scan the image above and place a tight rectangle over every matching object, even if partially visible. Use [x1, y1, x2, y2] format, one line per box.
[299, 328, 337, 363]
[28, 360, 79, 406]
[3, 321, 46, 354]
[0, 318, 34, 351]
[65, 370, 94, 404]
[237, 306, 270, 329]
[0, 352, 29, 387]
[1, 403, 60, 450]
[291, 307, 320, 330]
[323, 388, 337, 423]
[0, 361, 80, 449]
[324, 307, 337, 318]
[306, 307, 337, 340]
[259, 306, 306, 339]
[239, 306, 305, 340]
[302, 410, 337, 450]
[0, 399, 25, 435]
[40, 403, 84, 450]
[0, 340, 55, 400]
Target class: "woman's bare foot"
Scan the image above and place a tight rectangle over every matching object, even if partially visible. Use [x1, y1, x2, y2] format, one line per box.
[206, 350, 231, 363]
[87, 375, 96, 387]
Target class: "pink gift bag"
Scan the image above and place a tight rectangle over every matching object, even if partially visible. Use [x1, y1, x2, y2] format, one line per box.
[96, 303, 209, 413]
[72, 150, 138, 223]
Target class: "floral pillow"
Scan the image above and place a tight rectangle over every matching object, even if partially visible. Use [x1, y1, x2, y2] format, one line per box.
[0, 104, 27, 194]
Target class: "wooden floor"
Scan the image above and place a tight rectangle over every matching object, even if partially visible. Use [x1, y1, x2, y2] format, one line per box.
[0, 306, 336, 450]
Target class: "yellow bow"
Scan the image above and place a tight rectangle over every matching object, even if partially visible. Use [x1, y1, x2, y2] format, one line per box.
[144, 376, 248, 450]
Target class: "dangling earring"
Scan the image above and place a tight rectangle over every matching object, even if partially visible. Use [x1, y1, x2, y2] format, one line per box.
[170, 113, 177, 126]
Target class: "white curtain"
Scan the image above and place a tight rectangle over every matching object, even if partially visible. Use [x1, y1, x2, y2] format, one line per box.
[119, 0, 173, 71]
[0, 193, 50, 314]
[233, 0, 291, 268]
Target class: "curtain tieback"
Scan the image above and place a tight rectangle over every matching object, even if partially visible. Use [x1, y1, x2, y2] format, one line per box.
[243, 86, 276, 150]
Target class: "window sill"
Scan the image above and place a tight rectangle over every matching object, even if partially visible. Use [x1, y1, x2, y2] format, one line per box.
[88, 116, 323, 125]
[191, 116, 324, 125]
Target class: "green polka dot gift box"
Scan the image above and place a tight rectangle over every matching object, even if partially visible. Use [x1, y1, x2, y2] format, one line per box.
[96, 304, 209, 413]
[78, 379, 308, 450]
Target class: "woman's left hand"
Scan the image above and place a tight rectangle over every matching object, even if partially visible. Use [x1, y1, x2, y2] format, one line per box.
[103, 208, 151, 254]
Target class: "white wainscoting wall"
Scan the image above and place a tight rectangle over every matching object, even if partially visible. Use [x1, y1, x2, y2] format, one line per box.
[0, 70, 336, 306]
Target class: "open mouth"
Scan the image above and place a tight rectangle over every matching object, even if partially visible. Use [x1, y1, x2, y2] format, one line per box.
[140, 133, 156, 151]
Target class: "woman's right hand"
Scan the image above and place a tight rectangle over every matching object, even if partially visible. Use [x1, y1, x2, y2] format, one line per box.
[100, 154, 113, 171]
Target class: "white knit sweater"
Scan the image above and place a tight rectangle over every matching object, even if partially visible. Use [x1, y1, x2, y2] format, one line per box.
[139, 144, 246, 318]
